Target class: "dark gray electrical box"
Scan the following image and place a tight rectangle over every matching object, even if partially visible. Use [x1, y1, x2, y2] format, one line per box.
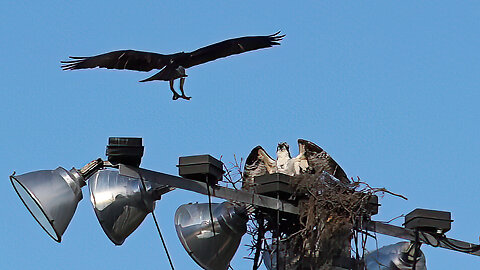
[367, 195, 379, 216]
[106, 137, 144, 167]
[404, 208, 452, 234]
[254, 173, 294, 199]
[178, 155, 223, 184]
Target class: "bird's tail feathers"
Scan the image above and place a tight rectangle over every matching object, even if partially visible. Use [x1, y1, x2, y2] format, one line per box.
[139, 69, 169, 82]
[139, 75, 157, 82]
[140, 67, 187, 82]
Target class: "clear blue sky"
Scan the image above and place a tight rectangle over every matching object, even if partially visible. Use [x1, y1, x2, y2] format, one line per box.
[1, 1, 479, 269]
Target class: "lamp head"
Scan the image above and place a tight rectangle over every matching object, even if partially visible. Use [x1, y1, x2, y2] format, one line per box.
[263, 241, 300, 270]
[89, 169, 171, 245]
[89, 169, 155, 245]
[10, 167, 86, 242]
[174, 202, 248, 270]
[365, 241, 426, 270]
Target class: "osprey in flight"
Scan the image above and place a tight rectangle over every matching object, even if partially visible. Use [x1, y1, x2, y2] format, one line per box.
[61, 32, 284, 100]
[243, 139, 349, 190]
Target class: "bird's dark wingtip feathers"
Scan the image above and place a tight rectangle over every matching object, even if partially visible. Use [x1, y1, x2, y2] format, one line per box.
[298, 138, 308, 144]
[246, 145, 263, 165]
[298, 139, 324, 153]
[60, 59, 83, 64]
[60, 56, 87, 70]
[60, 62, 78, 70]
[269, 31, 285, 45]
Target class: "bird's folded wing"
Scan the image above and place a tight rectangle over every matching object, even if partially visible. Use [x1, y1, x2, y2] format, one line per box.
[61, 50, 170, 72]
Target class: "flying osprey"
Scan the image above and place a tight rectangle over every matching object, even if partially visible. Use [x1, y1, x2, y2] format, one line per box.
[61, 32, 284, 100]
[243, 139, 349, 190]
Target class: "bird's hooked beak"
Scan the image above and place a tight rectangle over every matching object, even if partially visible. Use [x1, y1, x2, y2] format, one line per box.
[277, 142, 290, 155]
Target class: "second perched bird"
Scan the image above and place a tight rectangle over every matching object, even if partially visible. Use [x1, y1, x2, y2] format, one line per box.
[243, 139, 350, 191]
[61, 32, 284, 100]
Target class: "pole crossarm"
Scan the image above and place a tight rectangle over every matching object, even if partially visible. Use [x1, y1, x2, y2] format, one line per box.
[119, 165, 480, 258]
[119, 165, 300, 215]
[366, 221, 480, 257]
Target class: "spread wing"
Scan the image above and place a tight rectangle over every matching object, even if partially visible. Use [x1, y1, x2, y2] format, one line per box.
[61, 50, 171, 72]
[242, 146, 276, 191]
[183, 32, 284, 68]
[298, 139, 350, 184]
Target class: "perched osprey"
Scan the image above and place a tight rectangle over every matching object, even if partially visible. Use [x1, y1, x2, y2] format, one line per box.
[61, 32, 284, 100]
[243, 139, 349, 190]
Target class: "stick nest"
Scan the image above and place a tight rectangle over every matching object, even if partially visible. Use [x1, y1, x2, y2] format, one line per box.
[283, 172, 400, 269]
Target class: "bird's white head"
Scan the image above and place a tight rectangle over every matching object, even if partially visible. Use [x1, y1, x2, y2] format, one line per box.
[276, 142, 291, 159]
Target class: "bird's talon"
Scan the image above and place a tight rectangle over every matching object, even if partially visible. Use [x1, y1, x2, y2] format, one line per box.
[181, 95, 191, 100]
[172, 94, 180, 100]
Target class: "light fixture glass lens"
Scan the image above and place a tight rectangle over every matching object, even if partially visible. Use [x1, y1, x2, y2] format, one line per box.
[11, 178, 59, 241]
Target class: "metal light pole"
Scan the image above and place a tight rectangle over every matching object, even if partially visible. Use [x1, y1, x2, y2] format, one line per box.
[9, 137, 480, 270]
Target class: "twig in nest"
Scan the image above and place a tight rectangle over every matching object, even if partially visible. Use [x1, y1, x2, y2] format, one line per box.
[220, 155, 244, 190]
[354, 180, 408, 201]
[384, 214, 406, 224]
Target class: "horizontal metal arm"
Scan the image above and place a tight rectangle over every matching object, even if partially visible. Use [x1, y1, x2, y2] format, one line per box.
[118, 164, 480, 257]
[366, 221, 480, 257]
[119, 164, 300, 215]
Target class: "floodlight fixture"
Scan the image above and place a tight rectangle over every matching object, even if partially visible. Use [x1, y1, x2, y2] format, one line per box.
[263, 241, 290, 270]
[10, 135, 480, 270]
[10, 167, 86, 242]
[9, 137, 146, 243]
[89, 169, 171, 245]
[364, 241, 426, 270]
[174, 202, 248, 270]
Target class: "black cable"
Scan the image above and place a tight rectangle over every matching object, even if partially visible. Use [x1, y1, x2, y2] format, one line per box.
[438, 236, 480, 253]
[445, 238, 480, 252]
[354, 230, 359, 261]
[414, 231, 480, 253]
[412, 229, 419, 270]
[439, 238, 467, 252]
[253, 212, 265, 270]
[276, 192, 281, 270]
[206, 175, 217, 236]
[419, 232, 440, 247]
[151, 210, 176, 270]
[138, 172, 175, 270]
[361, 228, 368, 261]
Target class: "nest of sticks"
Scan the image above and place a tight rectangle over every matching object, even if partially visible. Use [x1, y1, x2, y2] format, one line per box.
[221, 157, 406, 269]
[284, 172, 406, 269]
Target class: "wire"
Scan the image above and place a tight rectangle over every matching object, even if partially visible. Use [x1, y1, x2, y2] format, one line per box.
[276, 192, 281, 270]
[412, 230, 419, 270]
[206, 175, 217, 236]
[138, 171, 175, 270]
[437, 236, 480, 253]
[151, 210, 176, 270]
[419, 232, 440, 247]
[351, 229, 356, 265]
